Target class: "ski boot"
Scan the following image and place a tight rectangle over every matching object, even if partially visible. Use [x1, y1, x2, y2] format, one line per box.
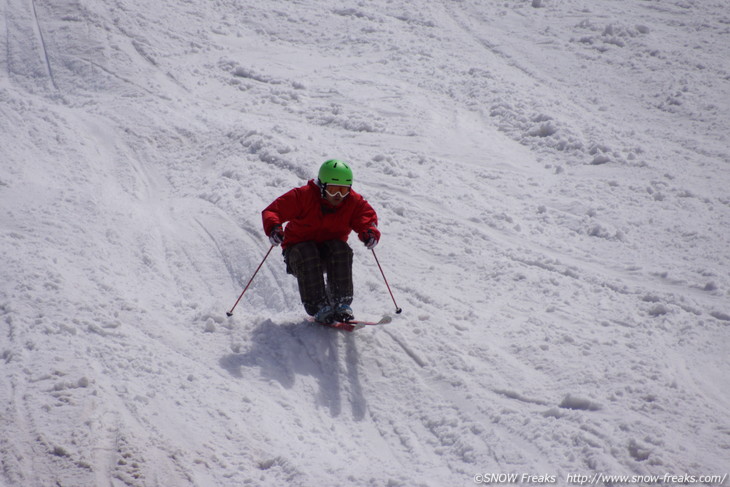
[334, 304, 354, 322]
[313, 305, 335, 324]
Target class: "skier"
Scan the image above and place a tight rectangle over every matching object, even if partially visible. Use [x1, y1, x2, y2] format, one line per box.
[262, 159, 380, 324]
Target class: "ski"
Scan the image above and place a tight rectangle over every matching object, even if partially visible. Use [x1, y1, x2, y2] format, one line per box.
[307, 315, 392, 332]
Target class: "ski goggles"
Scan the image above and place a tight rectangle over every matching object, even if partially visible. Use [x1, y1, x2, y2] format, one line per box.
[324, 185, 351, 197]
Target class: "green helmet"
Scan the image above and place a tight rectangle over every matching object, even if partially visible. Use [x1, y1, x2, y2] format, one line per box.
[318, 159, 353, 186]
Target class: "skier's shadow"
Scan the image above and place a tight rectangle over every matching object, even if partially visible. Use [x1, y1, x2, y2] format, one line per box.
[220, 319, 366, 419]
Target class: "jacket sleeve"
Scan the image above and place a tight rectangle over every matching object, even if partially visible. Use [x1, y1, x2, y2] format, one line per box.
[262, 187, 301, 236]
[350, 197, 379, 237]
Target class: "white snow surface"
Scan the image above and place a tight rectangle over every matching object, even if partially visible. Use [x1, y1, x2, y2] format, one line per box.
[1, 0, 729, 486]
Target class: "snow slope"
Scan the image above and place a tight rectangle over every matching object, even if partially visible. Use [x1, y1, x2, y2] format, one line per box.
[1, 0, 729, 485]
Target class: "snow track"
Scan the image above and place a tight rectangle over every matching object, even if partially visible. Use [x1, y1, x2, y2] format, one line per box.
[1, 0, 728, 485]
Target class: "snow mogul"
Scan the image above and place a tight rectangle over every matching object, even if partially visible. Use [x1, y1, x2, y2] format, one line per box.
[262, 160, 380, 324]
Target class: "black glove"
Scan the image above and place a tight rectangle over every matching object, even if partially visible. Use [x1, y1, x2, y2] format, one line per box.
[268, 226, 284, 246]
[359, 227, 380, 250]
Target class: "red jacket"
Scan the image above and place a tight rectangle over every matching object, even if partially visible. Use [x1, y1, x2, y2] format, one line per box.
[262, 180, 378, 249]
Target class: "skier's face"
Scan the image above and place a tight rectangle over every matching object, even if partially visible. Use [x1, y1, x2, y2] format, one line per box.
[324, 185, 350, 206]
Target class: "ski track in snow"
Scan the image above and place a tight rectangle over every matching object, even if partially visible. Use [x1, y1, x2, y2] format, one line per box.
[1, 0, 729, 485]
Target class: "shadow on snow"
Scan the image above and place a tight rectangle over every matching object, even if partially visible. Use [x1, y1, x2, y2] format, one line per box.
[220, 319, 366, 419]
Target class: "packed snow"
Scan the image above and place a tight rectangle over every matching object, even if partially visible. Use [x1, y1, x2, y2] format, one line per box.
[1, 0, 729, 486]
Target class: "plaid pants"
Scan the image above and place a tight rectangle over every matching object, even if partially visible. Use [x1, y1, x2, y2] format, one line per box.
[284, 240, 353, 315]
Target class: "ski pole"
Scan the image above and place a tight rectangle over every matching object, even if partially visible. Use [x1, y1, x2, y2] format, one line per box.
[371, 249, 402, 314]
[226, 244, 275, 317]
